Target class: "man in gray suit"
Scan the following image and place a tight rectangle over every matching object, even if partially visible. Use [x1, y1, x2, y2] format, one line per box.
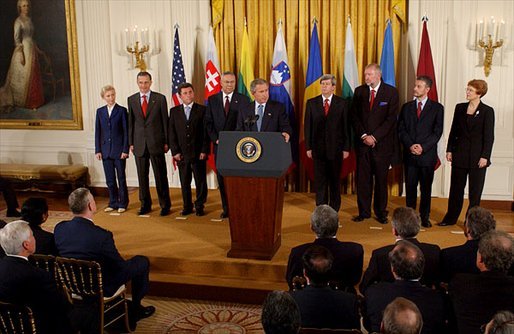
[128, 72, 171, 216]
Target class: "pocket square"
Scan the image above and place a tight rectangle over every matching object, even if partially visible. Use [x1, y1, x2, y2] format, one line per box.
[379, 102, 388, 106]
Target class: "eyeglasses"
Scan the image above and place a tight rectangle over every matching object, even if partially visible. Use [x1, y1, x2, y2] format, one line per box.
[481, 320, 514, 334]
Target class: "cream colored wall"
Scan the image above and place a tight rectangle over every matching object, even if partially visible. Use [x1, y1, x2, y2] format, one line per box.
[0, 0, 512, 200]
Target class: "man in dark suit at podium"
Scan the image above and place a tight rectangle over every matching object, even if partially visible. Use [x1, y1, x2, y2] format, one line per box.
[236, 78, 292, 142]
[351, 63, 399, 224]
[398, 76, 443, 228]
[169, 83, 210, 216]
[127, 71, 171, 216]
[205, 72, 250, 218]
[304, 74, 350, 212]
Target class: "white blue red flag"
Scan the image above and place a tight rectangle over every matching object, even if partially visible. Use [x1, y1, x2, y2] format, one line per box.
[171, 25, 186, 107]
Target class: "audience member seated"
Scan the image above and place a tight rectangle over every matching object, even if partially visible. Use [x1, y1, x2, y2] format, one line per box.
[440, 207, 511, 282]
[261, 290, 301, 334]
[363, 241, 445, 334]
[0, 220, 73, 333]
[21, 197, 57, 255]
[286, 204, 364, 292]
[360, 207, 440, 293]
[54, 187, 155, 327]
[482, 311, 514, 334]
[290, 245, 360, 330]
[449, 230, 514, 334]
[381, 297, 423, 334]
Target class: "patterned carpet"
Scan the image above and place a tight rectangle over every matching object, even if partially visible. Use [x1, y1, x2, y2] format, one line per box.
[136, 297, 263, 334]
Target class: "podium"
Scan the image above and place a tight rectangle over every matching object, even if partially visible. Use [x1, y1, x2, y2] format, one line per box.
[217, 131, 292, 260]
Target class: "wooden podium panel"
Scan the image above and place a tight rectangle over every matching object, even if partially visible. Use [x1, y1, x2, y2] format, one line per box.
[224, 176, 285, 260]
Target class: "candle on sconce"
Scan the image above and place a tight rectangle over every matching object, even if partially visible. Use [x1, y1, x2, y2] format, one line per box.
[478, 20, 484, 41]
[499, 20, 505, 40]
[487, 16, 494, 37]
[125, 28, 129, 48]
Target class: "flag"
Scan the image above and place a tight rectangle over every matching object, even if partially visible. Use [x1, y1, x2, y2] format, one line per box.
[237, 24, 254, 98]
[380, 19, 396, 87]
[205, 26, 221, 102]
[416, 16, 444, 169]
[341, 17, 359, 178]
[270, 24, 297, 165]
[300, 22, 322, 180]
[171, 25, 186, 107]
[205, 25, 221, 171]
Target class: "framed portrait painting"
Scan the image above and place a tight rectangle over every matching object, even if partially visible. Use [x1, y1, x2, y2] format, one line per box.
[0, 0, 82, 130]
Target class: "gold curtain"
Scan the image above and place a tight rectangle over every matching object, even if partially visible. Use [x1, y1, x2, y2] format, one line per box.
[213, 0, 406, 193]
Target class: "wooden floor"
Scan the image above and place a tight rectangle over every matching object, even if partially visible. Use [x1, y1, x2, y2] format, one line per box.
[1, 188, 512, 304]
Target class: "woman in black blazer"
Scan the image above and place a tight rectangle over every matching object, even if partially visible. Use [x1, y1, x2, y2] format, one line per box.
[438, 80, 494, 226]
[21, 197, 57, 255]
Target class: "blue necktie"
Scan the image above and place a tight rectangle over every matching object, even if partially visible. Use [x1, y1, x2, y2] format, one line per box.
[257, 104, 264, 131]
[185, 105, 191, 120]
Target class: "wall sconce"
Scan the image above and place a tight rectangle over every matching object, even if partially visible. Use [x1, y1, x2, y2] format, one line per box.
[476, 17, 505, 77]
[124, 26, 160, 72]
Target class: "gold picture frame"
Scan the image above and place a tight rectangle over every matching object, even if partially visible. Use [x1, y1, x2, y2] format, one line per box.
[0, 0, 82, 130]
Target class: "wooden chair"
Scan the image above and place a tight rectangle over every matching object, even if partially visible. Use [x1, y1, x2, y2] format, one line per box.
[29, 253, 56, 278]
[299, 328, 362, 334]
[55, 256, 131, 333]
[0, 302, 36, 334]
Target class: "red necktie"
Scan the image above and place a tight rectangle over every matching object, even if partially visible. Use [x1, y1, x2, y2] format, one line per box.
[324, 99, 330, 116]
[142, 95, 148, 117]
[224, 96, 230, 116]
[369, 89, 376, 109]
[416, 101, 422, 119]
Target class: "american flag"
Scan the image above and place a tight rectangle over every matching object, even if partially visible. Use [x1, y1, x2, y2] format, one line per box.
[171, 25, 186, 107]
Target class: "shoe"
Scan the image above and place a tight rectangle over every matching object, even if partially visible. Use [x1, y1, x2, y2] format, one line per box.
[137, 207, 151, 215]
[104, 207, 114, 212]
[437, 221, 456, 226]
[137, 305, 156, 320]
[220, 212, 228, 219]
[6, 210, 21, 217]
[160, 208, 170, 216]
[195, 209, 205, 216]
[422, 220, 432, 228]
[376, 216, 389, 224]
[181, 209, 193, 216]
[118, 208, 126, 213]
[352, 215, 369, 222]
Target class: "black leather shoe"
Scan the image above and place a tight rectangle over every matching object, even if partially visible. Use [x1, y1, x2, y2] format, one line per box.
[195, 209, 205, 216]
[422, 220, 432, 228]
[352, 215, 369, 222]
[376, 216, 389, 224]
[137, 305, 156, 320]
[160, 208, 170, 216]
[137, 207, 151, 215]
[437, 221, 456, 226]
[220, 212, 228, 219]
[181, 209, 193, 216]
[6, 210, 21, 217]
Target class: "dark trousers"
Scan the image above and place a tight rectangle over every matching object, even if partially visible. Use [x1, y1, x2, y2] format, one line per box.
[0, 177, 18, 211]
[405, 164, 435, 222]
[356, 151, 391, 218]
[215, 153, 228, 214]
[442, 166, 487, 224]
[134, 147, 171, 210]
[108, 255, 150, 307]
[313, 156, 343, 212]
[177, 158, 208, 210]
[102, 158, 129, 209]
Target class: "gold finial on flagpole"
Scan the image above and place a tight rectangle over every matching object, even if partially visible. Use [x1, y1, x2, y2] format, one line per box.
[244, 17, 247, 27]
[278, 19, 283, 27]
[347, 15, 351, 25]
[174, 23, 180, 30]
[312, 17, 318, 25]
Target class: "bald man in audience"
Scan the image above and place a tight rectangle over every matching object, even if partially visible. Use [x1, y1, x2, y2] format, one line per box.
[449, 230, 514, 334]
[381, 297, 423, 334]
[363, 241, 445, 334]
[360, 207, 440, 293]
